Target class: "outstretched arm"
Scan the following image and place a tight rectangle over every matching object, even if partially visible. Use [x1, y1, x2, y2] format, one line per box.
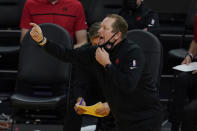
[29, 23, 96, 64]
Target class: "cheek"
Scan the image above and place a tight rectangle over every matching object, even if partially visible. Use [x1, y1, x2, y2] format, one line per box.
[91, 38, 99, 45]
[103, 32, 109, 39]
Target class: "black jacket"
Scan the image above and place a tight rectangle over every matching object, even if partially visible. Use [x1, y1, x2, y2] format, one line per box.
[72, 44, 106, 105]
[44, 39, 162, 131]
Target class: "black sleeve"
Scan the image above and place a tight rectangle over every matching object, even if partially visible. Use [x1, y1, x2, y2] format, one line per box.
[72, 64, 89, 100]
[105, 47, 145, 93]
[146, 11, 160, 29]
[44, 40, 96, 65]
[146, 11, 160, 36]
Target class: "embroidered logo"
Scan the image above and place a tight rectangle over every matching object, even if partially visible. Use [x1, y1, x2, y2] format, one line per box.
[62, 7, 67, 12]
[148, 19, 155, 27]
[136, 16, 141, 21]
[115, 58, 119, 64]
[130, 59, 137, 70]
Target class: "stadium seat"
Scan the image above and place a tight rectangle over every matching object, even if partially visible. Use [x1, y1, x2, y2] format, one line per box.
[127, 29, 163, 93]
[0, 0, 25, 56]
[10, 23, 73, 126]
[0, 0, 26, 102]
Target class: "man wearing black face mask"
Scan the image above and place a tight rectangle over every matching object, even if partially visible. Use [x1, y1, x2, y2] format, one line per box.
[119, 0, 160, 37]
[30, 14, 163, 131]
[98, 32, 118, 52]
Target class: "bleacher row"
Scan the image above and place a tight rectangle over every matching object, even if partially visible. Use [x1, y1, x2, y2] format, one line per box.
[0, 0, 196, 101]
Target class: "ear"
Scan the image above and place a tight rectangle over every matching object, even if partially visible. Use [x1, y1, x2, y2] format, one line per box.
[115, 32, 122, 39]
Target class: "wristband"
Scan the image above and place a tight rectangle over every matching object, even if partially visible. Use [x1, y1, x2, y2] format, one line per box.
[186, 52, 193, 60]
[105, 64, 112, 70]
[38, 36, 45, 44]
[38, 37, 47, 46]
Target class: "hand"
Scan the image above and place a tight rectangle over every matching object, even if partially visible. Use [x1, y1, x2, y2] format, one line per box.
[74, 44, 81, 49]
[192, 70, 197, 74]
[181, 55, 192, 65]
[29, 23, 43, 43]
[95, 47, 111, 67]
[74, 43, 86, 49]
[143, 28, 148, 31]
[95, 102, 110, 116]
[74, 97, 86, 115]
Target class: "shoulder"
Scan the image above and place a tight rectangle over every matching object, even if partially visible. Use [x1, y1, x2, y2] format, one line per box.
[140, 5, 157, 16]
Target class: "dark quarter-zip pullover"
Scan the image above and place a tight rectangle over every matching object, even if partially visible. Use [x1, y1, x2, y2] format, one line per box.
[44, 38, 162, 131]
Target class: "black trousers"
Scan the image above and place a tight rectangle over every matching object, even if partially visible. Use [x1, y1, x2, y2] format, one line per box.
[172, 72, 197, 131]
[63, 95, 82, 131]
[95, 113, 116, 131]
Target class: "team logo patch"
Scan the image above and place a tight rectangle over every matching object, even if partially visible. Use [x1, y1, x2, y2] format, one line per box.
[151, 19, 155, 25]
[136, 16, 141, 21]
[130, 60, 137, 70]
[148, 19, 155, 27]
[115, 58, 119, 64]
[62, 7, 67, 12]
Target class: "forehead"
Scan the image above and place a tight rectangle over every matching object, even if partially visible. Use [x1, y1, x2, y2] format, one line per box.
[101, 17, 115, 28]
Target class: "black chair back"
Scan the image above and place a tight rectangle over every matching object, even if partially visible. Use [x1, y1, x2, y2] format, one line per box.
[127, 29, 163, 90]
[11, 23, 72, 112]
[18, 23, 72, 85]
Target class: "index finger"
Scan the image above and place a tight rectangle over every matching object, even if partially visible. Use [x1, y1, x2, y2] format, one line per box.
[101, 47, 107, 53]
[29, 23, 38, 27]
[95, 107, 104, 114]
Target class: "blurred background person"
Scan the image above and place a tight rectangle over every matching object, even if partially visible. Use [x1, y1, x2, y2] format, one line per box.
[119, 0, 160, 36]
[20, 0, 88, 47]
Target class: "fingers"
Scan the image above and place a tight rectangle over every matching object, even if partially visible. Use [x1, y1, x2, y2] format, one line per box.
[74, 104, 86, 115]
[29, 23, 43, 43]
[101, 47, 107, 53]
[74, 98, 86, 115]
[185, 59, 190, 65]
[96, 47, 101, 53]
[95, 47, 101, 59]
[29, 23, 38, 27]
[181, 59, 186, 65]
[95, 103, 110, 116]
[96, 47, 105, 57]
[95, 106, 105, 115]
[182, 56, 191, 65]
[192, 70, 197, 74]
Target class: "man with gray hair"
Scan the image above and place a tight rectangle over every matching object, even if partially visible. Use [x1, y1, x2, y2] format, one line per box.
[29, 14, 162, 131]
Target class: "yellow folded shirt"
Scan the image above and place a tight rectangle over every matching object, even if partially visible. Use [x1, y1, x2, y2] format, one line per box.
[76, 102, 107, 117]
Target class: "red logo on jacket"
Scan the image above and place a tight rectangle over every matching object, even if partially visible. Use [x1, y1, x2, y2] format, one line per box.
[136, 16, 142, 21]
[115, 58, 119, 64]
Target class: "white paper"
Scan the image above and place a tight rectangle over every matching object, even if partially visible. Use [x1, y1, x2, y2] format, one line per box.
[172, 62, 197, 72]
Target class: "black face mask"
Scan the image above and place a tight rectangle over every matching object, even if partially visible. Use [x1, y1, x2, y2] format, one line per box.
[124, 0, 137, 11]
[99, 32, 117, 52]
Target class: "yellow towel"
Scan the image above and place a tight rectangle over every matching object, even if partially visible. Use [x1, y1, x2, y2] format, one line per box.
[76, 102, 107, 117]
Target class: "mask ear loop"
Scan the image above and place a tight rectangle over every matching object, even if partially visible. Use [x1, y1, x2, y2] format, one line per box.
[98, 32, 117, 48]
[108, 32, 118, 42]
[108, 32, 118, 48]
